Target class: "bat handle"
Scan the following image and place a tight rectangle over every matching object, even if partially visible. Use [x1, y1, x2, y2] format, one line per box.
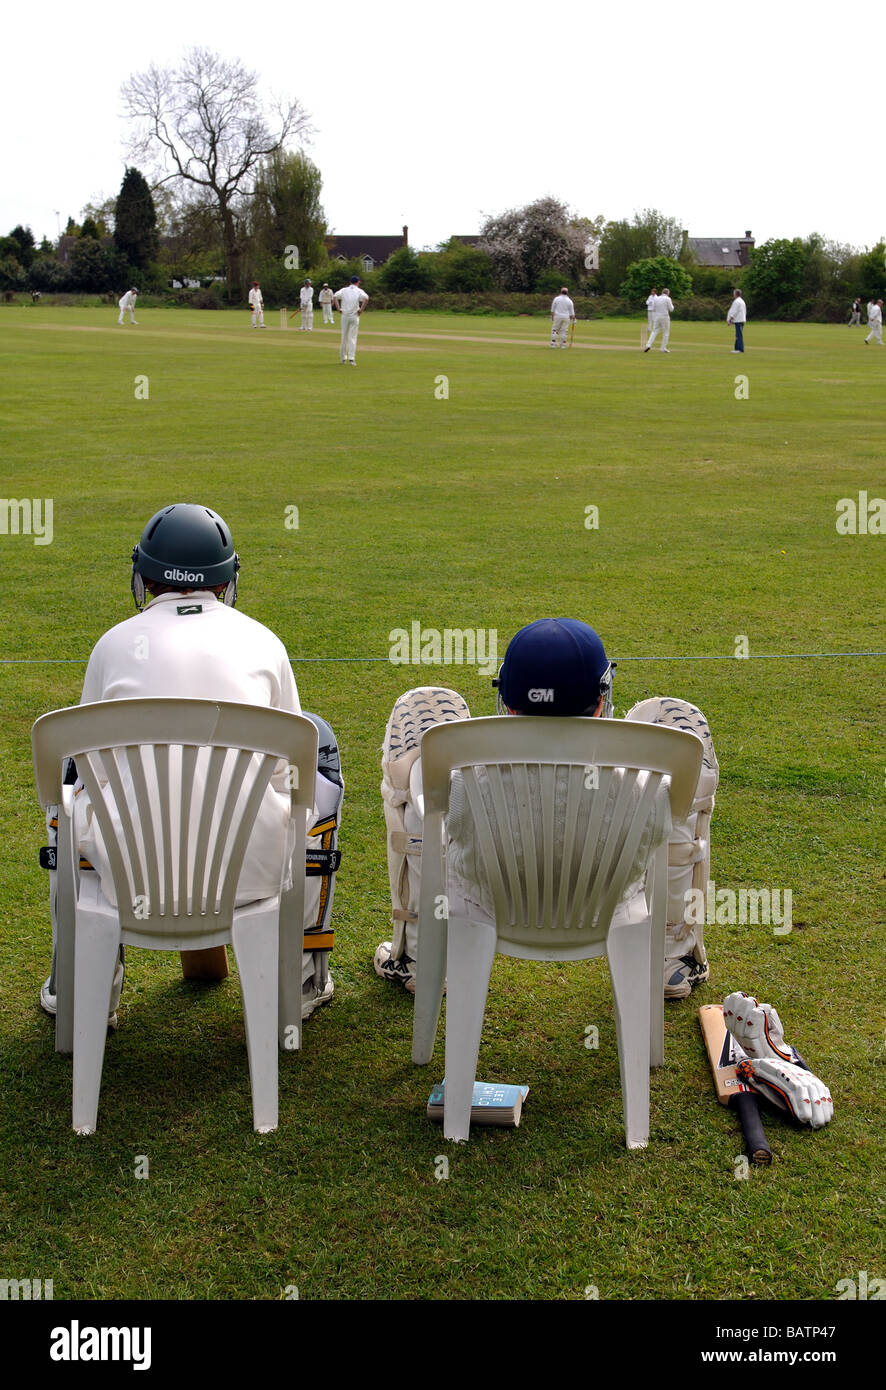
[733, 1092, 772, 1165]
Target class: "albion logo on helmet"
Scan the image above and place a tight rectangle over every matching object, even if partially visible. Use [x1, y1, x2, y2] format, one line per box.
[163, 568, 204, 583]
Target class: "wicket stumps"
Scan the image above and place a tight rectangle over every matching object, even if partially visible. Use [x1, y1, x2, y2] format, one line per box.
[280, 308, 288, 329]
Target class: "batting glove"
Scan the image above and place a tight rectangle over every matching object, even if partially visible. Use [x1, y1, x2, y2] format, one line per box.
[737, 1058, 834, 1129]
[723, 992, 799, 1063]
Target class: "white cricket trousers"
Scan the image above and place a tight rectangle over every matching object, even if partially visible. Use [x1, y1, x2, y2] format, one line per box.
[551, 314, 570, 346]
[322, 304, 334, 323]
[301, 306, 314, 330]
[340, 312, 360, 362]
[647, 314, 671, 350]
[865, 321, 883, 344]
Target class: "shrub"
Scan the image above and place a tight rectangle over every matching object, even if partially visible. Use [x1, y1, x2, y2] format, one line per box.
[621, 257, 693, 301]
[192, 287, 224, 309]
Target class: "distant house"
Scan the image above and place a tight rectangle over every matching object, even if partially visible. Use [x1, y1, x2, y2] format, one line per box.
[449, 235, 483, 248]
[686, 230, 755, 269]
[57, 233, 114, 263]
[324, 226, 408, 274]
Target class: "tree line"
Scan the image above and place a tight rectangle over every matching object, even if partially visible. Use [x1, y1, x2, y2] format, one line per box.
[1, 47, 882, 320]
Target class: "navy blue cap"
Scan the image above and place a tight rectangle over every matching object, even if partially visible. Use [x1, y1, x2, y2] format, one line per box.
[497, 618, 609, 715]
[350, 275, 360, 282]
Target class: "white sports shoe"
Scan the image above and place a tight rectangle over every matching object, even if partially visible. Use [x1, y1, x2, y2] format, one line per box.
[374, 941, 417, 995]
[40, 977, 119, 1030]
[663, 953, 709, 1000]
[302, 974, 334, 1020]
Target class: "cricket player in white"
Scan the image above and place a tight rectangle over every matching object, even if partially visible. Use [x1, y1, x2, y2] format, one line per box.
[319, 283, 334, 324]
[646, 288, 657, 332]
[300, 279, 314, 331]
[550, 287, 575, 348]
[644, 288, 674, 353]
[864, 299, 883, 345]
[726, 289, 747, 353]
[40, 504, 340, 1025]
[333, 276, 369, 364]
[117, 289, 138, 325]
[249, 281, 265, 328]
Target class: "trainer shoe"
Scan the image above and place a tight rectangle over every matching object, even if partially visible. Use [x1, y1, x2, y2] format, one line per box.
[40, 977, 118, 1031]
[302, 973, 334, 1020]
[664, 954, 710, 1001]
[373, 941, 416, 995]
[643, 346, 650, 353]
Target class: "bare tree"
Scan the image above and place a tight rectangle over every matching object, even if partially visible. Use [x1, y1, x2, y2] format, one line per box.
[122, 48, 311, 297]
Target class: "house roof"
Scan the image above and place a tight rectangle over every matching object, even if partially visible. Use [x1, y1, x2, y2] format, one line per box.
[688, 234, 754, 268]
[324, 233, 405, 264]
[57, 233, 114, 263]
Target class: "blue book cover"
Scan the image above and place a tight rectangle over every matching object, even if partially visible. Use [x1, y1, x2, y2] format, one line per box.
[427, 1080, 529, 1125]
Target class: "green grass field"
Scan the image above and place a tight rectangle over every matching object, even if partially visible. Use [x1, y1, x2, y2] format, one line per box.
[1, 305, 884, 1303]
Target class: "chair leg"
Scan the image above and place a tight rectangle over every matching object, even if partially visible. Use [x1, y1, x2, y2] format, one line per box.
[231, 913, 279, 1133]
[278, 882, 302, 1051]
[72, 915, 121, 1134]
[55, 816, 77, 1055]
[443, 918, 497, 1142]
[607, 921, 652, 1150]
[412, 915, 447, 1066]
[650, 848, 668, 1068]
[650, 911, 665, 1069]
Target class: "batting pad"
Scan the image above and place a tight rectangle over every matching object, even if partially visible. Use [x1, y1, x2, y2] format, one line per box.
[625, 696, 719, 945]
[381, 687, 471, 959]
[302, 712, 343, 990]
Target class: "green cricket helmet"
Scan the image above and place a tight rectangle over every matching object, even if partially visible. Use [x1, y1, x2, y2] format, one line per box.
[131, 503, 240, 609]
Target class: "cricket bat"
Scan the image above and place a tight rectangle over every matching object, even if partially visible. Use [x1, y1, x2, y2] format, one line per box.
[699, 1004, 771, 1165]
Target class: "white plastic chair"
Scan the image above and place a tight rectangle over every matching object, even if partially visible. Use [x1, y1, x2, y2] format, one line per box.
[32, 698, 318, 1134]
[410, 716, 703, 1146]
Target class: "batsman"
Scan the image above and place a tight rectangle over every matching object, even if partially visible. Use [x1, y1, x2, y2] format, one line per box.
[375, 620, 717, 1002]
[550, 286, 575, 349]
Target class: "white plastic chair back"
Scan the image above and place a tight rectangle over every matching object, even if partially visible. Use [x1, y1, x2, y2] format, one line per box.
[422, 716, 700, 952]
[33, 699, 316, 938]
[413, 716, 703, 1146]
[32, 699, 318, 1133]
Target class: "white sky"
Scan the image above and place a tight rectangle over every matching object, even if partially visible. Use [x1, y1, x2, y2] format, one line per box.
[4, 0, 884, 253]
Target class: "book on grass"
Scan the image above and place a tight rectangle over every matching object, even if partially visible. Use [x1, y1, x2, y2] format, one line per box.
[427, 1080, 530, 1127]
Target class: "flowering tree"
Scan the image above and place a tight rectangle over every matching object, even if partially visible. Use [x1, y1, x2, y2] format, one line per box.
[478, 198, 596, 292]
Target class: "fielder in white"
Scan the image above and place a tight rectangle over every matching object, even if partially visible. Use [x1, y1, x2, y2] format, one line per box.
[248, 281, 265, 328]
[117, 289, 138, 325]
[300, 279, 314, 331]
[333, 276, 369, 364]
[319, 283, 334, 325]
[550, 287, 575, 348]
[646, 287, 658, 333]
[864, 299, 883, 345]
[644, 288, 674, 353]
